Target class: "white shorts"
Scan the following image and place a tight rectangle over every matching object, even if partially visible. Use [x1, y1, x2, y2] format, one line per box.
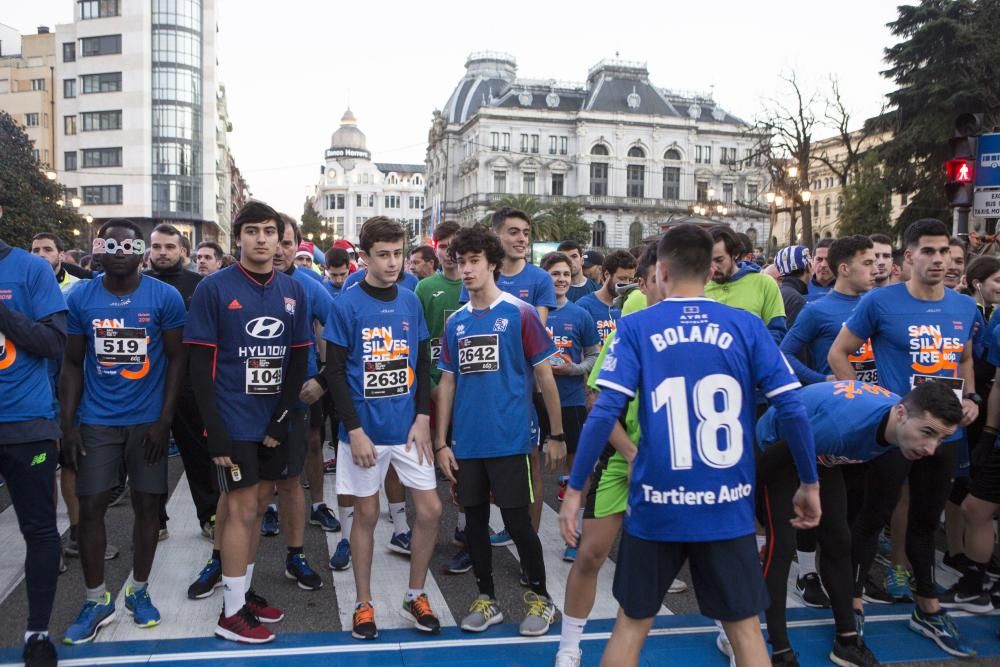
[335, 441, 437, 498]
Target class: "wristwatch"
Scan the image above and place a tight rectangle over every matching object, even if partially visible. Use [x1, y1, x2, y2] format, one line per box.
[963, 392, 983, 406]
[547, 433, 566, 442]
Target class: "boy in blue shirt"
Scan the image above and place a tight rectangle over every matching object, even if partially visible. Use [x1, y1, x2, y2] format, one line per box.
[61, 220, 187, 643]
[564, 224, 820, 667]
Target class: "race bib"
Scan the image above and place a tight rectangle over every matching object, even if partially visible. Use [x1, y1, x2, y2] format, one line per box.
[911, 374, 964, 401]
[458, 334, 499, 374]
[95, 327, 147, 364]
[246, 357, 282, 394]
[363, 358, 409, 398]
[0, 331, 5, 356]
[429, 338, 442, 363]
[851, 360, 877, 384]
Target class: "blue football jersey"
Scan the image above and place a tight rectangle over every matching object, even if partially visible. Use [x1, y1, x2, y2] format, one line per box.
[439, 292, 556, 458]
[594, 297, 801, 542]
[575, 292, 621, 344]
[67, 274, 186, 426]
[459, 263, 557, 312]
[184, 264, 313, 442]
[343, 269, 419, 292]
[757, 380, 896, 465]
[806, 279, 833, 302]
[322, 285, 428, 444]
[290, 267, 333, 378]
[546, 300, 600, 407]
[0, 248, 67, 422]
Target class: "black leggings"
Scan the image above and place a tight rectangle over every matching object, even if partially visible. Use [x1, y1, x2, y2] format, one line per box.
[465, 503, 548, 599]
[757, 442, 857, 653]
[850, 443, 959, 599]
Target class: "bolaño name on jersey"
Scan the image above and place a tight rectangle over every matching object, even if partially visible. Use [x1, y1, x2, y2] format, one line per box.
[649, 323, 734, 352]
[641, 482, 753, 506]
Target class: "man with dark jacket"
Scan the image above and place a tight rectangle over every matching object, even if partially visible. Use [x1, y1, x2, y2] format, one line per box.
[774, 245, 812, 329]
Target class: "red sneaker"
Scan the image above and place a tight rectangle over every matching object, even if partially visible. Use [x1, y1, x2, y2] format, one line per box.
[323, 458, 337, 474]
[215, 606, 275, 643]
[245, 589, 284, 623]
[557, 481, 567, 503]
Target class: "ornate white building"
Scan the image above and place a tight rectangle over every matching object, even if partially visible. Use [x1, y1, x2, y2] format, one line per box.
[312, 108, 425, 243]
[425, 53, 770, 249]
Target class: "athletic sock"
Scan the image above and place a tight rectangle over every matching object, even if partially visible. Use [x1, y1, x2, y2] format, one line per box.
[339, 505, 354, 541]
[222, 575, 246, 617]
[287, 546, 304, 557]
[405, 588, 423, 601]
[756, 534, 767, 552]
[245, 562, 255, 589]
[797, 549, 817, 576]
[312, 502, 323, 511]
[85, 584, 106, 603]
[126, 576, 147, 592]
[558, 614, 587, 652]
[456, 511, 467, 532]
[389, 502, 409, 535]
[961, 560, 988, 592]
[24, 631, 49, 643]
[211, 549, 221, 562]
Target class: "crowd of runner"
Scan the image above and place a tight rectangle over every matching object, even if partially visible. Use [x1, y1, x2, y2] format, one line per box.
[2, 201, 1000, 667]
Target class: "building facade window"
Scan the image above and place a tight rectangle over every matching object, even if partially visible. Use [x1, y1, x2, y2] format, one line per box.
[326, 194, 345, 209]
[80, 0, 120, 19]
[626, 164, 644, 198]
[493, 170, 507, 193]
[152, 0, 202, 30]
[384, 195, 401, 208]
[81, 72, 121, 93]
[82, 147, 122, 168]
[65, 151, 77, 171]
[152, 142, 195, 175]
[695, 145, 712, 164]
[81, 110, 122, 131]
[627, 146, 645, 159]
[530, 134, 538, 154]
[813, 199, 820, 218]
[25, 113, 39, 127]
[592, 220, 606, 248]
[152, 104, 197, 140]
[522, 172, 535, 195]
[63, 42, 76, 62]
[549, 136, 557, 155]
[664, 148, 681, 160]
[490, 132, 499, 150]
[747, 184, 758, 204]
[836, 195, 843, 212]
[723, 182, 734, 204]
[560, 136, 568, 155]
[81, 34, 122, 57]
[551, 173, 564, 196]
[520, 133, 528, 153]
[152, 29, 201, 68]
[63, 78, 76, 98]
[501, 132, 510, 151]
[64, 115, 76, 135]
[590, 162, 608, 196]
[824, 197, 831, 216]
[696, 180, 709, 202]
[629, 221, 644, 248]
[31, 78, 45, 91]
[408, 195, 424, 209]
[662, 167, 680, 200]
[82, 184, 123, 205]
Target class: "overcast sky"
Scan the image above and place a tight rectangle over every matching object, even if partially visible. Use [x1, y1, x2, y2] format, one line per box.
[7, 0, 903, 217]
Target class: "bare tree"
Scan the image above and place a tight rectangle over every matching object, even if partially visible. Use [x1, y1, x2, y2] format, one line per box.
[812, 77, 883, 187]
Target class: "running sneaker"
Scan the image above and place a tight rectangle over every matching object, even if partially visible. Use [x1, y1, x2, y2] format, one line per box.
[389, 530, 412, 555]
[884, 565, 913, 602]
[519, 569, 530, 587]
[796, 573, 831, 608]
[442, 549, 472, 574]
[520, 592, 557, 636]
[854, 610, 865, 637]
[991, 580, 1000, 610]
[940, 552, 971, 578]
[874, 531, 893, 566]
[939, 582, 993, 614]
[861, 576, 894, 605]
[260, 506, 280, 536]
[309, 504, 342, 532]
[301, 479, 310, 490]
[107, 482, 129, 507]
[215, 606, 275, 644]
[245, 589, 284, 623]
[22, 633, 57, 667]
[323, 458, 337, 474]
[285, 553, 323, 590]
[829, 636, 878, 667]
[352, 601, 378, 640]
[124, 586, 161, 627]
[557, 478, 568, 503]
[63, 593, 115, 644]
[167, 442, 180, 458]
[401, 593, 441, 633]
[909, 607, 976, 658]
[63, 536, 119, 560]
[329, 539, 351, 571]
[453, 527, 466, 547]
[715, 629, 738, 667]
[460, 595, 503, 632]
[187, 557, 222, 599]
[491, 529, 512, 547]
[58, 555, 67, 575]
[201, 516, 215, 541]
[987, 555, 1000, 584]
[770, 648, 800, 666]
[554, 647, 582, 667]
[668, 578, 688, 593]
[563, 544, 578, 562]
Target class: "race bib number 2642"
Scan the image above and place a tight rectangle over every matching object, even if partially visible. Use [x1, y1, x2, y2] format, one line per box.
[458, 334, 500, 374]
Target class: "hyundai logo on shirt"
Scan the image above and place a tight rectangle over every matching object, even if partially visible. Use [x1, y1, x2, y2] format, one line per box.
[246, 317, 285, 339]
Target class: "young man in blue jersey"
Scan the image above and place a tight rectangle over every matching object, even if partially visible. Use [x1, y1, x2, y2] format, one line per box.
[323, 216, 442, 640]
[435, 225, 566, 637]
[556, 240, 598, 303]
[756, 380, 963, 667]
[575, 250, 636, 346]
[563, 223, 821, 667]
[185, 201, 312, 643]
[60, 219, 187, 643]
[540, 252, 600, 536]
[323, 247, 351, 300]
[0, 233, 66, 666]
[829, 218, 981, 658]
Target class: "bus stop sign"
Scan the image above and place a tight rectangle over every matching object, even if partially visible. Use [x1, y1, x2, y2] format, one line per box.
[977, 133, 1000, 187]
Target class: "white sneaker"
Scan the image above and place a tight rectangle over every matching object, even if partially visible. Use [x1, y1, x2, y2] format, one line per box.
[715, 622, 737, 667]
[668, 578, 687, 593]
[554, 647, 582, 667]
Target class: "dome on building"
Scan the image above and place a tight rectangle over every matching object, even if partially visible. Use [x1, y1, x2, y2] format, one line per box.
[330, 108, 367, 151]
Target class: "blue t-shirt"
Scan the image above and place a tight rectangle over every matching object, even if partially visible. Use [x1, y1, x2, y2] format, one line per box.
[782, 290, 877, 383]
[184, 264, 313, 442]
[459, 263, 557, 312]
[594, 297, 801, 542]
[845, 283, 977, 400]
[0, 248, 67, 423]
[546, 300, 600, 407]
[575, 291, 621, 344]
[757, 380, 897, 465]
[322, 285, 428, 444]
[567, 278, 599, 303]
[323, 280, 343, 300]
[806, 278, 833, 302]
[439, 292, 556, 458]
[290, 267, 333, 378]
[344, 269, 419, 292]
[67, 274, 186, 426]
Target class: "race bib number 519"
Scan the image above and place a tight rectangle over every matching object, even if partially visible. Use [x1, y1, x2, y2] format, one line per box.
[95, 327, 147, 364]
[458, 334, 499, 373]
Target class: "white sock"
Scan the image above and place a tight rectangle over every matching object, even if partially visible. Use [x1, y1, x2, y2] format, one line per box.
[456, 511, 467, 532]
[405, 588, 423, 601]
[756, 534, 767, 551]
[797, 550, 817, 576]
[312, 502, 324, 511]
[389, 502, 409, 535]
[558, 614, 587, 652]
[340, 505, 354, 541]
[245, 562, 255, 589]
[268, 503, 277, 511]
[222, 575, 246, 617]
[24, 631, 48, 643]
[126, 575, 147, 592]
[85, 584, 106, 602]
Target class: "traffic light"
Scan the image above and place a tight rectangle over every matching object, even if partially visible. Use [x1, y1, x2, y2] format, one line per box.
[946, 113, 982, 207]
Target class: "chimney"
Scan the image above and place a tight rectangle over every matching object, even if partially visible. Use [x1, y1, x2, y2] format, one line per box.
[37, 26, 50, 34]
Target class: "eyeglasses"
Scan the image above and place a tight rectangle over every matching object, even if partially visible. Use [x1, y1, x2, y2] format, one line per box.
[93, 238, 145, 255]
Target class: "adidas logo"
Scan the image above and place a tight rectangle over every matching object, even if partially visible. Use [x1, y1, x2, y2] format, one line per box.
[227, 299, 243, 310]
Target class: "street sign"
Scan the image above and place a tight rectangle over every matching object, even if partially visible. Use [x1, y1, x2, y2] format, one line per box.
[973, 189, 1000, 218]
[976, 133, 1000, 187]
